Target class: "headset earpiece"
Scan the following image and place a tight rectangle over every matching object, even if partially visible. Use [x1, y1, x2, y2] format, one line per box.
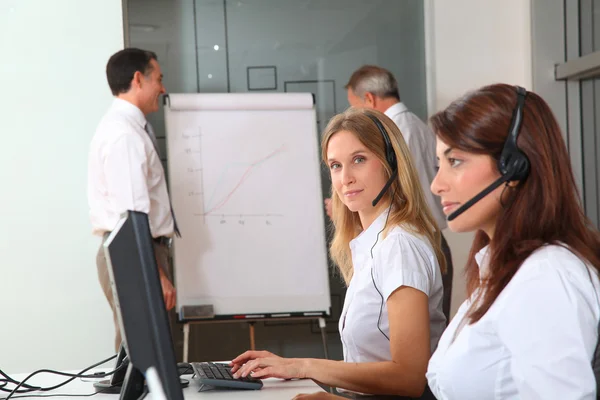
[500, 152, 530, 182]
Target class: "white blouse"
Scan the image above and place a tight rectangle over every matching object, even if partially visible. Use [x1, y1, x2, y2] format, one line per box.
[339, 210, 446, 364]
[427, 244, 600, 400]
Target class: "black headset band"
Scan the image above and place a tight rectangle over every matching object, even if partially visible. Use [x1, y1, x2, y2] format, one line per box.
[365, 113, 397, 170]
[498, 85, 530, 180]
[507, 86, 527, 145]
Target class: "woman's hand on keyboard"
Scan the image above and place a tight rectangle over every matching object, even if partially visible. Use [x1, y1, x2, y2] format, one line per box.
[230, 350, 278, 374]
[229, 350, 307, 380]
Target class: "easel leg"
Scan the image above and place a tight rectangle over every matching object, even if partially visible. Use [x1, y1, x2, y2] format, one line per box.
[183, 323, 190, 363]
[318, 317, 329, 360]
[249, 322, 256, 350]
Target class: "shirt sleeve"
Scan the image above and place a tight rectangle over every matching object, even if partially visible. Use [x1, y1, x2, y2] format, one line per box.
[376, 232, 436, 300]
[402, 121, 437, 195]
[496, 258, 598, 400]
[394, 117, 426, 168]
[103, 133, 151, 217]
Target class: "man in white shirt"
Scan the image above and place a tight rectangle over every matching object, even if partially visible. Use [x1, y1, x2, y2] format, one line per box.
[330, 65, 453, 320]
[88, 48, 178, 351]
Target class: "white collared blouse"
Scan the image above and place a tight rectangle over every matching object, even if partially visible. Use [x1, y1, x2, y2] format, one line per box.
[339, 210, 446, 364]
[427, 244, 600, 400]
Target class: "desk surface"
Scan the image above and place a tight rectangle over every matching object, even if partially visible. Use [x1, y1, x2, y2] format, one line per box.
[6, 371, 324, 400]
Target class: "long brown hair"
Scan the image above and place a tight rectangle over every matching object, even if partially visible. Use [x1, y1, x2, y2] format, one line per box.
[430, 83, 600, 323]
[322, 107, 446, 284]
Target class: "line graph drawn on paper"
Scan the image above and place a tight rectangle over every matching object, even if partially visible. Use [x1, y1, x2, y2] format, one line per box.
[192, 141, 288, 221]
[203, 145, 286, 215]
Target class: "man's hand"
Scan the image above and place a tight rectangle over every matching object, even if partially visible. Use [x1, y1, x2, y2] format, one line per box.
[160, 275, 176, 310]
[324, 198, 333, 220]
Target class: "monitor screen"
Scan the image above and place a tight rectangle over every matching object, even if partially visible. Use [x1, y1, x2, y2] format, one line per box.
[104, 210, 183, 400]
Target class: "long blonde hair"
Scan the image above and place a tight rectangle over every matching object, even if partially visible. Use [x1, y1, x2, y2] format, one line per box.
[322, 107, 446, 284]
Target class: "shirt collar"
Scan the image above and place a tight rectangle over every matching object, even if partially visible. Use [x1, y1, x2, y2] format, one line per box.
[475, 245, 490, 278]
[111, 98, 147, 129]
[350, 208, 392, 253]
[383, 102, 408, 119]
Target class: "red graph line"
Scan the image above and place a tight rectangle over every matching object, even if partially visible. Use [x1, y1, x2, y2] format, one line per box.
[204, 145, 285, 215]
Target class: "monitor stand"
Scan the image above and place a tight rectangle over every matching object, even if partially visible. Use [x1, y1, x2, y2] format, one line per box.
[93, 343, 189, 394]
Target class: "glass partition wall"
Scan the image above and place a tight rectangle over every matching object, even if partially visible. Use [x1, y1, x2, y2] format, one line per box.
[126, 0, 428, 362]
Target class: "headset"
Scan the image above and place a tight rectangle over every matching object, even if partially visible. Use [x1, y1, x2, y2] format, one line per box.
[365, 113, 398, 208]
[447, 85, 531, 221]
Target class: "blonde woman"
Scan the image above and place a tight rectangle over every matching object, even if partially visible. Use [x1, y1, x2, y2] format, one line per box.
[230, 108, 446, 399]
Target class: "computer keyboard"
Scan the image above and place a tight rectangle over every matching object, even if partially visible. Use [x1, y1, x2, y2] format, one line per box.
[190, 362, 263, 391]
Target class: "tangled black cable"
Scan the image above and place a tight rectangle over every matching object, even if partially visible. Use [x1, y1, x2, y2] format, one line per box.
[0, 354, 123, 400]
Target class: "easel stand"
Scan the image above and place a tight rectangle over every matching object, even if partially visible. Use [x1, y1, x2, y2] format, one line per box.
[181, 316, 329, 362]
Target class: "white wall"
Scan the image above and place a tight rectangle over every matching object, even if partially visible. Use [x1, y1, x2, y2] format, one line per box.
[0, 0, 124, 372]
[425, 0, 532, 316]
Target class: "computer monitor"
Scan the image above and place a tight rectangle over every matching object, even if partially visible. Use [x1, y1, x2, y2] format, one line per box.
[103, 210, 183, 400]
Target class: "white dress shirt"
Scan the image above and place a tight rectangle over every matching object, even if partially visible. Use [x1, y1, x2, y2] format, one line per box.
[339, 209, 446, 364]
[384, 103, 446, 230]
[88, 98, 174, 238]
[427, 244, 600, 400]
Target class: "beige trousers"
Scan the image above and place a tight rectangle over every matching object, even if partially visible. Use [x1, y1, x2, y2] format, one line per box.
[96, 235, 171, 352]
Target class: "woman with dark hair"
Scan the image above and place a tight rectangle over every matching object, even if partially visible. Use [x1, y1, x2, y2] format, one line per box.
[426, 83, 600, 399]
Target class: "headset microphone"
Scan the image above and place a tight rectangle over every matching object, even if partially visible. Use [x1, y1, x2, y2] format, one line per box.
[372, 170, 398, 207]
[447, 175, 509, 221]
[366, 113, 398, 207]
[447, 86, 530, 222]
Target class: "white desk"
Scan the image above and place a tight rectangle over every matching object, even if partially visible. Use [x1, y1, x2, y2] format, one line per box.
[6, 371, 325, 400]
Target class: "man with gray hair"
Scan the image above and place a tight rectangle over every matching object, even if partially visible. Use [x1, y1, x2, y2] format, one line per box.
[334, 64, 453, 320]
